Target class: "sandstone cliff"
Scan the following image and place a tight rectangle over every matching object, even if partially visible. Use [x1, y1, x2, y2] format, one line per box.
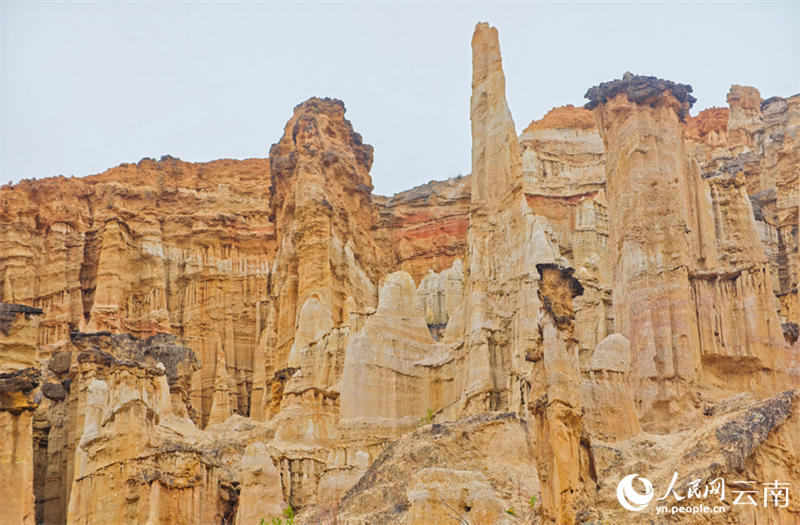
[0, 157, 275, 429]
[0, 20, 798, 525]
[1, 303, 43, 525]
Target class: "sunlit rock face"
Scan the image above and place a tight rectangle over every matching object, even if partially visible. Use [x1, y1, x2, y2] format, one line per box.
[1, 303, 42, 525]
[588, 72, 796, 433]
[0, 21, 798, 525]
[0, 157, 275, 429]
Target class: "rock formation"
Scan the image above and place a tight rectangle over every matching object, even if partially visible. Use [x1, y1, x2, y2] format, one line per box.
[338, 413, 538, 525]
[1, 303, 43, 525]
[374, 176, 471, 284]
[264, 97, 383, 376]
[0, 157, 274, 429]
[0, 20, 798, 525]
[587, 72, 794, 434]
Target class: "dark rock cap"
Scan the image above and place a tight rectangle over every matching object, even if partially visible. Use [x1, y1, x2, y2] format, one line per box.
[584, 72, 696, 120]
[0, 302, 43, 336]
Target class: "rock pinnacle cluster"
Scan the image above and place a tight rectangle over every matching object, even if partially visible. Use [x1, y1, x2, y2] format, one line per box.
[1, 22, 798, 525]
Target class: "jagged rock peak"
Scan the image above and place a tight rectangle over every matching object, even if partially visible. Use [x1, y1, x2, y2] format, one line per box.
[270, 96, 374, 183]
[470, 22, 522, 210]
[584, 72, 696, 120]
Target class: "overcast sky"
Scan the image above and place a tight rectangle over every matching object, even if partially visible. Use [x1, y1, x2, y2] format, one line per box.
[2, 1, 798, 195]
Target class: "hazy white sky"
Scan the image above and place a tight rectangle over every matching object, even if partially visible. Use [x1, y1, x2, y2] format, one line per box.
[2, 1, 798, 195]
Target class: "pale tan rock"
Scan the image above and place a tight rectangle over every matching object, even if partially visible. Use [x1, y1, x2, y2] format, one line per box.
[727, 85, 763, 154]
[589, 391, 800, 525]
[339, 271, 435, 426]
[1, 303, 43, 374]
[588, 73, 797, 438]
[581, 334, 640, 442]
[338, 413, 539, 525]
[572, 192, 611, 283]
[407, 468, 509, 525]
[319, 272, 440, 504]
[573, 279, 613, 364]
[682, 87, 798, 327]
[207, 344, 234, 426]
[1, 410, 36, 525]
[0, 303, 42, 525]
[417, 259, 463, 328]
[234, 441, 286, 525]
[520, 105, 606, 263]
[273, 325, 347, 448]
[62, 334, 244, 525]
[587, 333, 630, 372]
[288, 298, 335, 368]
[470, 23, 522, 209]
[588, 75, 711, 432]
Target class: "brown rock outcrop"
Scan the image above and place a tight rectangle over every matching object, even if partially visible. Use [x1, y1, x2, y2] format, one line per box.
[0, 303, 43, 525]
[374, 176, 471, 284]
[0, 157, 275, 428]
[2, 20, 799, 525]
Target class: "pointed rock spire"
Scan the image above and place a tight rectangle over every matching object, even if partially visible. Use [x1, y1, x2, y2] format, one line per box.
[470, 22, 523, 214]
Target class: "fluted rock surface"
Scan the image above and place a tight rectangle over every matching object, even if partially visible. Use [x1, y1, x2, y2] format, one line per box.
[256, 98, 385, 425]
[587, 73, 793, 433]
[0, 157, 275, 429]
[681, 87, 800, 326]
[0, 20, 798, 525]
[0, 303, 43, 525]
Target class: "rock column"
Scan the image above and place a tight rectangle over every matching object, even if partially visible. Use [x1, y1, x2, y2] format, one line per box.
[586, 75, 707, 432]
[0, 303, 43, 525]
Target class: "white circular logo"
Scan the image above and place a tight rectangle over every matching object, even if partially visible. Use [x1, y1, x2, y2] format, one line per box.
[617, 474, 654, 512]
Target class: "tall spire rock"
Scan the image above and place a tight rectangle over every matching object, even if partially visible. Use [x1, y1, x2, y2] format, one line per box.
[470, 23, 524, 214]
[465, 24, 588, 525]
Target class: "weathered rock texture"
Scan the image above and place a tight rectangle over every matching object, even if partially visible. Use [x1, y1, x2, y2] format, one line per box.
[587, 72, 794, 435]
[1, 303, 43, 525]
[0, 157, 275, 429]
[374, 176, 471, 284]
[338, 413, 538, 525]
[0, 21, 798, 525]
[683, 87, 800, 327]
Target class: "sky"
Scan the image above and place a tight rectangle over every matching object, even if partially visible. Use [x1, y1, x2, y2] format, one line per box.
[2, 1, 799, 196]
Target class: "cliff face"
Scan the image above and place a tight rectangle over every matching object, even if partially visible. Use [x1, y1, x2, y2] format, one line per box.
[0, 22, 799, 525]
[0, 157, 275, 429]
[1, 303, 43, 525]
[684, 87, 800, 327]
[373, 176, 471, 284]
